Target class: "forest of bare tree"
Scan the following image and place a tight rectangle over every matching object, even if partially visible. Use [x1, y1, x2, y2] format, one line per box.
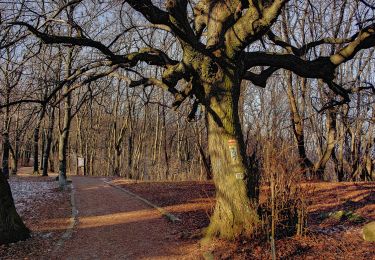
[0, 0, 374, 259]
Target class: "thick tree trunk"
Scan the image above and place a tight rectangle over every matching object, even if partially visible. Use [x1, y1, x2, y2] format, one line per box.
[0, 169, 30, 244]
[204, 74, 259, 239]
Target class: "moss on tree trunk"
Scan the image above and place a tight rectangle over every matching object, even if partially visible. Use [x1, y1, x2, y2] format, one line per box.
[204, 73, 259, 240]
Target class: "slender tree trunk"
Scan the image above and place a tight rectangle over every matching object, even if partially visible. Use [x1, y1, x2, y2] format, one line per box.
[89, 153, 93, 176]
[313, 110, 337, 180]
[77, 116, 86, 176]
[42, 108, 55, 176]
[335, 109, 347, 182]
[363, 105, 374, 180]
[24, 142, 31, 167]
[0, 168, 30, 244]
[285, 72, 313, 175]
[33, 108, 46, 175]
[161, 97, 169, 179]
[2, 132, 10, 179]
[194, 123, 212, 180]
[2, 104, 11, 179]
[11, 113, 21, 175]
[114, 119, 128, 177]
[40, 129, 46, 170]
[58, 45, 73, 187]
[11, 136, 19, 175]
[49, 139, 57, 173]
[197, 143, 212, 180]
[32, 127, 39, 174]
[152, 106, 160, 166]
[58, 90, 71, 188]
[84, 141, 88, 176]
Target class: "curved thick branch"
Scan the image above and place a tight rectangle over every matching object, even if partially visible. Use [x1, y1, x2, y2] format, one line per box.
[124, 0, 170, 26]
[244, 52, 335, 79]
[165, 0, 195, 38]
[125, 0, 202, 50]
[330, 24, 375, 65]
[244, 24, 375, 90]
[267, 31, 354, 57]
[11, 22, 178, 68]
[128, 77, 186, 108]
[12, 22, 117, 58]
[225, 0, 289, 56]
[267, 23, 374, 58]
[243, 67, 279, 88]
[119, 48, 179, 67]
[127, 61, 192, 109]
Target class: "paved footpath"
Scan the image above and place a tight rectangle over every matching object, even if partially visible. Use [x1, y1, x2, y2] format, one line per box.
[52, 176, 200, 260]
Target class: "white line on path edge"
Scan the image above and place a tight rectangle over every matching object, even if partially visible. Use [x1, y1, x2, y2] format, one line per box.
[52, 183, 79, 254]
[102, 179, 181, 223]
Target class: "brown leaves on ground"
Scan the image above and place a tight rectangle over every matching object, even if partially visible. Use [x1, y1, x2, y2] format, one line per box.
[2, 170, 374, 259]
[0, 168, 71, 260]
[110, 179, 215, 239]
[112, 179, 375, 259]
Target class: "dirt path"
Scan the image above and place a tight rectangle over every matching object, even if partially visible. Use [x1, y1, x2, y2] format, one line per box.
[52, 176, 201, 260]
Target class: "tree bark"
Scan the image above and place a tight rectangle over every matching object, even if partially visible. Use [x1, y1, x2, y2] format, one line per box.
[285, 72, 313, 175]
[204, 71, 259, 239]
[335, 109, 347, 182]
[42, 108, 55, 177]
[2, 104, 11, 179]
[2, 132, 10, 179]
[58, 88, 71, 188]
[58, 45, 74, 187]
[313, 109, 337, 180]
[32, 127, 39, 174]
[0, 169, 30, 244]
[33, 109, 46, 175]
[11, 136, 19, 175]
[363, 104, 374, 181]
[194, 123, 212, 180]
[40, 129, 46, 170]
[11, 114, 21, 175]
[161, 97, 169, 180]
